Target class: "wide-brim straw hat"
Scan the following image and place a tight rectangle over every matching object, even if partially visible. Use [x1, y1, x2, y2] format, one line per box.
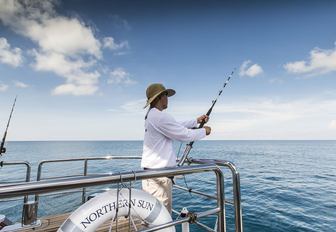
[144, 83, 175, 108]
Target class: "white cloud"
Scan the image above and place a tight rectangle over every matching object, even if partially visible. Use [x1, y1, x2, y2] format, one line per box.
[103, 95, 336, 139]
[108, 99, 146, 114]
[284, 44, 336, 75]
[52, 83, 98, 96]
[0, 1, 101, 58]
[330, 120, 336, 129]
[239, 60, 263, 77]
[108, 67, 136, 85]
[167, 96, 336, 139]
[31, 50, 100, 94]
[0, 83, 9, 92]
[0, 37, 23, 67]
[29, 17, 101, 58]
[0, 0, 102, 96]
[120, 99, 145, 112]
[7, 94, 336, 140]
[14, 81, 29, 88]
[103, 37, 129, 51]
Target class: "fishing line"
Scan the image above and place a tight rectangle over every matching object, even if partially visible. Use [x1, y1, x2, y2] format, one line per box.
[176, 142, 184, 159]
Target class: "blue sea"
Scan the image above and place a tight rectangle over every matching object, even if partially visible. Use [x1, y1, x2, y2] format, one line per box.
[0, 141, 335, 232]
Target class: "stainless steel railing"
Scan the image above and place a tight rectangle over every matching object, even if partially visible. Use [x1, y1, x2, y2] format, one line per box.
[35, 156, 141, 203]
[0, 161, 31, 204]
[0, 161, 33, 226]
[189, 158, 243, 232]
[0, 157, 243, 232]
[0, 164, 226, 231]
[0, 160, 31, 185]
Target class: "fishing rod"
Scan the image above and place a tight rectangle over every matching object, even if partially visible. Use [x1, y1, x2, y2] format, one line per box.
[177, 69, 235, 166]
[0, 96, 17, 157]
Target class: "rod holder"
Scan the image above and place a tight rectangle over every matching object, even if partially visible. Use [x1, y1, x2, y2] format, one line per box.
[180, 207, 190, 232]
[21, 201, 38, 226]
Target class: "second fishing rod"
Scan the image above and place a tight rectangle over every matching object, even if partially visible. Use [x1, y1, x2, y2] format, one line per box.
[0, 96, 17, 157]
[177, 69, 235, 166]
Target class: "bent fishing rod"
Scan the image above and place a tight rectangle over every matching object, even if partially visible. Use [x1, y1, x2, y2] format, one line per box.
[0, 96, 17, 157]
[177, 69, 235, 166]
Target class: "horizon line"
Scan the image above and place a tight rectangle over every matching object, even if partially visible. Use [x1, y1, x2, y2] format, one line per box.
[6, 139, 336, 142]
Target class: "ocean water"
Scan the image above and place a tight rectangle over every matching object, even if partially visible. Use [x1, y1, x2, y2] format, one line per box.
[0, 141, 335, 232]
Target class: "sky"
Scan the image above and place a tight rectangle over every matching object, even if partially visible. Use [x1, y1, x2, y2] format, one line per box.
[0, 0, 336, 140]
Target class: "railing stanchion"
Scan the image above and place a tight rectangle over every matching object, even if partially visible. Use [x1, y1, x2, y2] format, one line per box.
[82, 159, 88, 203]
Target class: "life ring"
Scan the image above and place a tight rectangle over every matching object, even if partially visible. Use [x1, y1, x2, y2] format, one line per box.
[58, 188, 175, 232]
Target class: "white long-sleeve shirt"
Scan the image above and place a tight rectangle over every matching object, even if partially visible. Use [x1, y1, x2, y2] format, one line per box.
[141, 108, 206, 169]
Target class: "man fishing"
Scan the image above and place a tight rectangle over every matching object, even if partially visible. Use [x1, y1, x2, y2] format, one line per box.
[141, 83, 211, 213]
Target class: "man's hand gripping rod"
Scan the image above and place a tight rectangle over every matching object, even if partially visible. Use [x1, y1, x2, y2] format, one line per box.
[0, 96, 17, 157]
[177, 69, 235, 166]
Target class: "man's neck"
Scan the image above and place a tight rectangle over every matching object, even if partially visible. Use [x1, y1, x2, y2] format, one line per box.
[153, 100, 167, 111]
[154, 105, 164, 111]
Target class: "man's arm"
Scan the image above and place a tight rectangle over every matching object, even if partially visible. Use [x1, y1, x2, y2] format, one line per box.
[179, 115, 209, 129]
[178, 119, 197, 129]
[155, 113, 207, 142]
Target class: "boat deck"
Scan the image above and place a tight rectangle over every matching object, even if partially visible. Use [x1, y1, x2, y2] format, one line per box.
[17, 213, 142, 232]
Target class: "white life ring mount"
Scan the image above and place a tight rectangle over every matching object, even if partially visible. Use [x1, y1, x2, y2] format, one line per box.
[58, 188, 175, 232]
